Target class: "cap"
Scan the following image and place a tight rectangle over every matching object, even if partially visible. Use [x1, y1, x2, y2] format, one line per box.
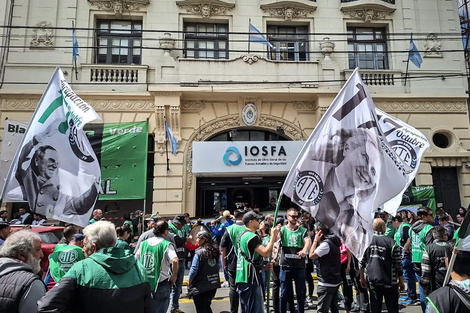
[173, 214, 186, 225]
[71, 233, 85, 242]
[223, 210, 231, 218]
[243, 211, 262, 225]
[150, 214, 160, 222]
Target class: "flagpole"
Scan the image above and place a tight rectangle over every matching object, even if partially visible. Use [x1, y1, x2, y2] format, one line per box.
[404, 33, 412, 87]
[248, 18, 251, 54]
[165, 117, 170, 171]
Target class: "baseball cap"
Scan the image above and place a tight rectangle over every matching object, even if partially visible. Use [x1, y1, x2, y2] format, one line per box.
[149, 214, 160, 222]
[173, 214, 186, 225]
[243, 211, 262, 225]
[71, 233, 84, 242]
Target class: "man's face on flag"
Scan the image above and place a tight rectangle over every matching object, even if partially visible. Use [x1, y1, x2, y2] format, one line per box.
[36, 148, 59, 180]
[343, 137, 378, 191]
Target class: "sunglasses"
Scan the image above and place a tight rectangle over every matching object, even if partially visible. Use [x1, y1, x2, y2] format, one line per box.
[288, 214, 299, 219]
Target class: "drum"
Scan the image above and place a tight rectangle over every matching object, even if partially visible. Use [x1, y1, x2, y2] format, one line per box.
[189, 224, 209, 244]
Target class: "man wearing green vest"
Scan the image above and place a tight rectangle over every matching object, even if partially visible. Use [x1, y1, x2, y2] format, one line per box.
[221, 208, 246, 313]
[236, 211, 280, 313]
[136, 220, 179, 313]
[279, 207, 311, 313]
[405, 206, 434, 312]
[88, 208, 102, 224]
[168, 214, 188, 313]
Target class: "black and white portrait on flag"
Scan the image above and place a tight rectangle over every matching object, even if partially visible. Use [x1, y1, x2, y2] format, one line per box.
[282, 69, 416, 258]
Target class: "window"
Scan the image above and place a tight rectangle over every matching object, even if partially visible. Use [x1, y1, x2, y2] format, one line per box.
[184, 23, 229, 59]
[267, 26, 309, 61]
[96, 20, 142, 64]
[348, 27, 388, 69]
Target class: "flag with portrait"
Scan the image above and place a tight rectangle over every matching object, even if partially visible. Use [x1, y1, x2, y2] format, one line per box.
[0, 67, 101, 227]
[281, 69, 415, 258]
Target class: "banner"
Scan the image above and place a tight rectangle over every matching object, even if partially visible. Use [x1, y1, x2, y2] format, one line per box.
[0, 121, 28, 193]
[85, 121, 148, 200]
[376, 109, 430, 214]
[281, 69, 413, 257]
[0, 67, 101, 227]
[399, 185, 436, 212]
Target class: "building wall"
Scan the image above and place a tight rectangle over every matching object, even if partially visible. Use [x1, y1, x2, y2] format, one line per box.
[1, 0, 469, 217]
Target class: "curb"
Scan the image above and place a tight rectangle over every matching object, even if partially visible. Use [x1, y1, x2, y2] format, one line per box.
[182, 274, 318, 286]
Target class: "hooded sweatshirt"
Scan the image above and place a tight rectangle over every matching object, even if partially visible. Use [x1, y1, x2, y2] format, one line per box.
[410, 220, 434, 263]
[38, 247, 154, 313]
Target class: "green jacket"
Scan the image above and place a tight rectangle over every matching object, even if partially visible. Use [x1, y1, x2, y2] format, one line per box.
[38, 247, 154, 313]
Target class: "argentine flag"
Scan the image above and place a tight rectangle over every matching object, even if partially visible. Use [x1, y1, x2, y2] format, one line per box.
[408, 35, 423, 68]
[165, 120, 178, 155]
[249, 23, 273, 49]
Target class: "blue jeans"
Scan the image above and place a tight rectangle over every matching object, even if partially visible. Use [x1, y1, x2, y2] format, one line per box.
[154, 280, 171, 313]
[280, 267, 306, 313]
[238, 282, 264, 313]
[170, 260, 185, 310]
[402, 257, 417, 300]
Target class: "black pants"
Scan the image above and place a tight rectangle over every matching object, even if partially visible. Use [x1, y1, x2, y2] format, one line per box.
[369, 284, 399, 313]
[340, 262, 354, 311]
[228, 270, 239, 313]
[193, 288, 217, 313]
[317, 285, 339, 313]
[306, 258, 314, 297]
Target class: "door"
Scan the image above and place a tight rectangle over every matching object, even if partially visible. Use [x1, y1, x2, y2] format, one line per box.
[432, 167, 461, 217]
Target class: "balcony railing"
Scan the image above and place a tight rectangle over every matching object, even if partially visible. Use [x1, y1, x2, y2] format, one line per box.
[341, 0, 395, 3]
[361, 72, 395, 86]
[81, 64, 148, 84]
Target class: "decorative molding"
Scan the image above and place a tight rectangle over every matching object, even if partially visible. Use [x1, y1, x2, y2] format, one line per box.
[375, 101, 467, 113]
[426, 157, 469, 167]
[258, 115, 304, 141]
[341, 8, 393, 22]
[240, 54, 260, 64]
[292, 101, 317, 113]
[86, 99, 154, 111]
[177, 3, 234, 17]
[152, 92, 183, 97]
[87, 0, 150, 15]
[0, 98, 40, 110]
[30, 21, 54, 47]
[181, 100, 205, 113]
[424, 33, 443, 58]
[261, 7, 315, 20]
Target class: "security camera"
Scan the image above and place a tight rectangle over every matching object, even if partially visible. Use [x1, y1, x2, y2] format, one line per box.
[465, 163, 470, 168]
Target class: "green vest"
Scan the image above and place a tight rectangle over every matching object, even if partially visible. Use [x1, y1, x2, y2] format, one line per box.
[48, 244, 85, 282]
[123, 220, 134, 238]
[235, 231, 260, 284]
[394, 222, 411, 246]
[227, 224, 247, 257]
[385, 223, 396, 239]
[280, 225, 307, 268]
[169, 222, 186, 238]
[139, 239, 171, 291]
[410, 224, 433, 263]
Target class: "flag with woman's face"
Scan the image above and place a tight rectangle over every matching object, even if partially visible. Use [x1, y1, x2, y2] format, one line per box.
[281, 69, 418, 258]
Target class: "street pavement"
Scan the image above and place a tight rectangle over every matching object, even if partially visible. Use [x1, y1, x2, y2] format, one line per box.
[176, 270, 423, 313]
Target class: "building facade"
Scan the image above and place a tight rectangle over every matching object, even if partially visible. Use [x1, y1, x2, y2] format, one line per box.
[0, 0, 469, 218]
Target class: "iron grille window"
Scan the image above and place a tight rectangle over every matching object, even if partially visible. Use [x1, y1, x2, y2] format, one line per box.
[184, 23, 229, 59]
[96, 20, 142, 64]
[267, 26, 309, 61]
[348, 27, 388, 69]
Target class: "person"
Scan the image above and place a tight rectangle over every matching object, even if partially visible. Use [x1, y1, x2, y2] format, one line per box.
[420, 226, 448, 296]
[434, 207, 453, 226]
[340, 242, 353, 313]
[45, 233, 85, 290]
[0, 222, 12, 246]
[257, 219, 271, 301]
[123, 212, 134, 243]
[16, 207, 33, 225]
[438, 215, 454, 239]
[115, 224, 133, 250]
[378, 209, 396, 239]
[360, 218, 405, 313]
[405, 206, 434, 312]
[15, 129, 98, 218]
[0, 210, 8, 222]
[236, 211, 281, 313]
[458, 206, 467, 218]
[89, 209, 103, 224]
[38, 221, 154, 313]
[267, 197, 276, 211]
[168, 213, 189, 313]
[300, 211, 316, 309]
[188, 231, 221, 313]
[309, 222, 342, 313]
[132, 210, 142, 239]
[58, 224, 79, 244]
[391, 213, 417, 305]
[220, 208, 246, 313]
[136, 220, 178, 313]
[0, 230, 46, 313]
[457, 213, 465, 225]
[426, 250, 470, 313]
[32, 213, 46, 225]
[279, 207, 311, 313]
[184, 213, 195, 269]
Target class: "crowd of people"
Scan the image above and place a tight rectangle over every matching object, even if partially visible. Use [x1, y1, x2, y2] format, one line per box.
[0, 204, 468, 313]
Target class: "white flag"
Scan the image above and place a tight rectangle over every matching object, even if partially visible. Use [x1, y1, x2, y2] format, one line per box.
[1, 67, 101, 227]
[281, 69, 413, 257]
[376, 109, 430, 215]
[0, 121, 28, 193]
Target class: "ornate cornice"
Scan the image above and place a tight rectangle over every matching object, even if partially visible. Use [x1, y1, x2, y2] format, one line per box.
[261, 7, 315, 20]
[258, 115, 304, 141]
[375, 101, 467, 113]
[341, 8, 393, 22]
[292, 101, 317, 113]
[176, 1, 235, 17]
[181, 100, 206, 113]
[87, 0, 150, 15]
[86, 99, 154, 111]
[0, 98, 40, 110]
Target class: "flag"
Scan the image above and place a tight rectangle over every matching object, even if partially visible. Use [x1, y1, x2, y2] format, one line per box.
[72, 28, 79, 61]
[249, 23, 273, 49]
[165, 120, 178, 155]
[280, 69, 414, 258]
[0, 67, 101, 227]
[409, 35, 422, 68]
[375, 109, 430, 215]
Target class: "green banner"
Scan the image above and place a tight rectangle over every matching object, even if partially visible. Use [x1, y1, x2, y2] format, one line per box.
[401, 185, 436, 212]
[85, 121, 148, 200]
